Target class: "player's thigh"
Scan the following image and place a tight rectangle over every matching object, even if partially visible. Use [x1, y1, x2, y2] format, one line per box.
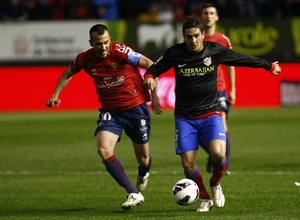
[208, 139, 226, 162]
[95, 111, 123, 138]
[221, 112, 228, 131]
[96, 130, 119, 149]
[95, 111, 123, 158]
[175, 118, 199, 155]
[96, 130, 119, 159]
[200, 114, 226, 148]
[123, 104, 151, 144]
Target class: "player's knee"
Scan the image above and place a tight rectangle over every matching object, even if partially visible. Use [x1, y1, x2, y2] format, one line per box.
[211, 152, 225, 164]
[97, 145, 113, 160]
[181, 161, 195, 174]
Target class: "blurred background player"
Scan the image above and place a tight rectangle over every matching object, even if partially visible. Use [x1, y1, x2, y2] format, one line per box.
[143, 15, 281, 212]
[46, 24, 160, 210]
[200, 2, 236, 175]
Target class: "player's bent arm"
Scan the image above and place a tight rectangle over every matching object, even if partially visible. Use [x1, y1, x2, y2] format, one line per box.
[150, 78, 163, 114]
[138, 54, 154, 69]
[46, 67, 76, 107]
[139, 56, 162, 114]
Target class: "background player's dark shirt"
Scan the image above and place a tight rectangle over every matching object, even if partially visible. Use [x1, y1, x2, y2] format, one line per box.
[146, 42, 272, 117]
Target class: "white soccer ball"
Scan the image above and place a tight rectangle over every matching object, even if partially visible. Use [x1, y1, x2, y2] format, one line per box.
[172, 178, 199, 205]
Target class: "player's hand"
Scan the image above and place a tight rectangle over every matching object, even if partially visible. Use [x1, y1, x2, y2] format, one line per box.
[46, 96, 61, 108]
[151, 93, 163, 114]
[143, 78, 156, 91]
[271, 61, 281, 75]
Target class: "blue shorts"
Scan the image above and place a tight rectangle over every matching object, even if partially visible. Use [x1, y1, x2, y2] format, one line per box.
[95, 103, 150, 144]
[175, 114, 226, 154]
[218, 90, 230, 113]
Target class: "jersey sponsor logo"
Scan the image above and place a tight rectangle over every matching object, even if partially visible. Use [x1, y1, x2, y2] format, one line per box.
[97, 76, 125, 89]
[203, 57, 212, 66]
[178, 63, 187, 68]
[179, 66, 215, 76]
[115, 43, 133, 55]
[90, 64, 118, 76]
[219, 132, 225, 136]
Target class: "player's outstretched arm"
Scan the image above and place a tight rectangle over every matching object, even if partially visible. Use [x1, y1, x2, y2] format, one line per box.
[138, 54, 162, 114]
[46, 67, 75, 108]
[138, 54, 153, 69]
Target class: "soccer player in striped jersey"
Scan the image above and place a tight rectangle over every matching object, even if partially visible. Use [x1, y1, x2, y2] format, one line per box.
[46, 24, 160, 210]
[144, 15, 281, 212]
[201, 3, 235, 175]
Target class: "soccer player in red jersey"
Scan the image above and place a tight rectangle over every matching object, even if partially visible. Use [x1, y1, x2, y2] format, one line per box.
[46, 24, 160, 210]
[201, 3, 235, 175]
[144, 15, 281, 212]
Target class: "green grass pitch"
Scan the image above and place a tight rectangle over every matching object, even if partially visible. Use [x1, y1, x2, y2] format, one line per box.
[0, 108, 299, 220]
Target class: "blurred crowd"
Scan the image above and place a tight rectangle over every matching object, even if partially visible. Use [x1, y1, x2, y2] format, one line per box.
[1, 0, 300, 21]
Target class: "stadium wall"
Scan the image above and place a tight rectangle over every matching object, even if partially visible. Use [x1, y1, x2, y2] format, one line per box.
[0, 63, 299, 111]
[1, 18, 300, 64]
[1, 19, 300, 111]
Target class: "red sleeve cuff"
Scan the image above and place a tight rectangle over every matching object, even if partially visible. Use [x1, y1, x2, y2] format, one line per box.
[144, 74, 154, 79]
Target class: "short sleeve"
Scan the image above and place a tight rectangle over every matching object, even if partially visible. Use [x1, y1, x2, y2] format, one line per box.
[112, 43, 145, 66]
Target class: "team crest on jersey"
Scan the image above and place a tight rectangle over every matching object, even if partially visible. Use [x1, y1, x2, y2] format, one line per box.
[91, 68, 97, 76]
[110, 63, 118, 70]
[203, 57, 212, 66]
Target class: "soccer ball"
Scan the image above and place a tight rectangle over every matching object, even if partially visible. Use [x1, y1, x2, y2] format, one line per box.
[172, 178, 199, 205]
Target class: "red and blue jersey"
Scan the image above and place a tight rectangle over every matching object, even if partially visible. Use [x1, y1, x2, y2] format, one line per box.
[71, 43, 150, 110]
[203, 32, 232, 91]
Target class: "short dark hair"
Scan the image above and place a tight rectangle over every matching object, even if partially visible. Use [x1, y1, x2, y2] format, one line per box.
[182, 15, 205, 35]
[89, 24, 108, 39]
[201, 2, 218, 14]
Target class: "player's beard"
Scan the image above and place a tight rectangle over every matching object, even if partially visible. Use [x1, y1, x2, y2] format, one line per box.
[96, 49, 108, 58]
[188, 42, 202, 53]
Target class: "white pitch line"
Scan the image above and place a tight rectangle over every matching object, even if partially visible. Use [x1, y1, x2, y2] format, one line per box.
[0, 170, 299, 176]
